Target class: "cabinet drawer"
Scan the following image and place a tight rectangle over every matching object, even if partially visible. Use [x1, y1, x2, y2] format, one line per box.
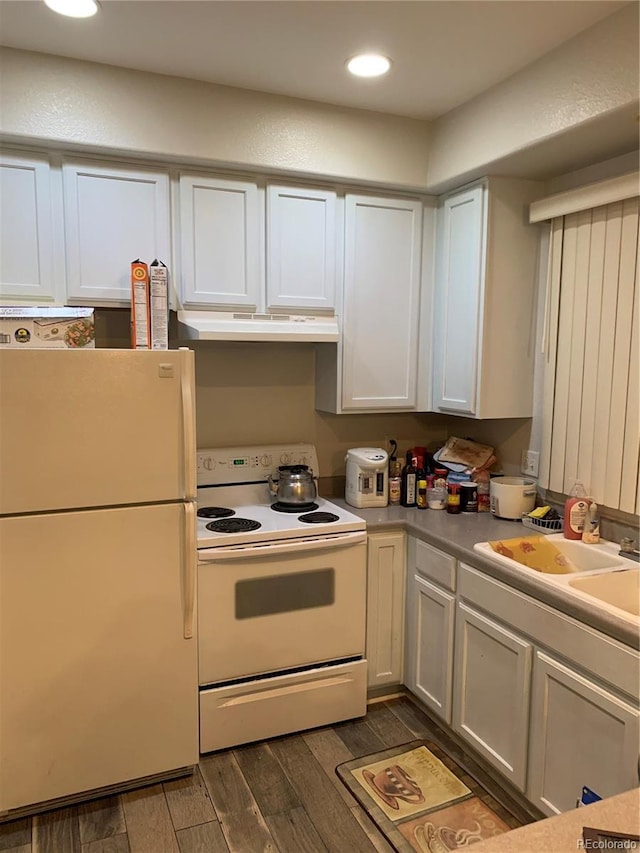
[199, 660, 367, 753]
[414, 538, 456, 591]
[458, 563, 639, 701]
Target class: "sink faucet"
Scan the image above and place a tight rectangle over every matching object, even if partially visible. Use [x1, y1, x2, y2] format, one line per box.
[619, 538, 640, 562]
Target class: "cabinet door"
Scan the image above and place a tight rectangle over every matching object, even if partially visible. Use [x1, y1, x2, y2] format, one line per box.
[527, 651, 640, 816]
[342, 195, 422, 410]
[180, 174, 261, 310]
[432, 185, 485, 415]
[63, 161, 171, 305]
[407, 574, 455, 722]
[452, 601, 532, 790]
[366, 532, 406, 688]
[0, 152, 62, 304]
[266, 185, 336, 311]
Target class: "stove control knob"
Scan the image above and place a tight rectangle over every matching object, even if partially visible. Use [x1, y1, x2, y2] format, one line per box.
[260, 454, 271, 467]
[202, 457, 215, 471]
[280, 452, 291, 464]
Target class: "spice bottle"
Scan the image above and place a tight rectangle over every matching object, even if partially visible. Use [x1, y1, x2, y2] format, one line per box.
[416, 461, 427, 510]
[446, 483, 461, 514]
[400, 451, 417, 508]
[389, 459, 402, 506]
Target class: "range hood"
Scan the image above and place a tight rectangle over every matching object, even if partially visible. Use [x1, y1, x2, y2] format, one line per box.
[177, 310, 339, 343]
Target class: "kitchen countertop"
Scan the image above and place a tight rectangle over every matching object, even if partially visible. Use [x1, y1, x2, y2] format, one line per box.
[331, 500, 640, 649]
[473, 788, 640, 852]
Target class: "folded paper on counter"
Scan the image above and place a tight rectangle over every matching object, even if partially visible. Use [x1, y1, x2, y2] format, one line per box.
[488, 535, 578, 573]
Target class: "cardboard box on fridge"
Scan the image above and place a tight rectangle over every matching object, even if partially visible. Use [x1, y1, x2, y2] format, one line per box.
[130, 260, 151, 349]
[149, 259, 169, 350]
[0, 307, 95, 348]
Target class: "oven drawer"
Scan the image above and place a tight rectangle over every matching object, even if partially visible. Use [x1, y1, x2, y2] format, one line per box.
[198, 536, 366, 685]
[199, 659, 367, 753]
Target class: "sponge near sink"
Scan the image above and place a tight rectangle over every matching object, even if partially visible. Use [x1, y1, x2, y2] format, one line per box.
[488, 535, 578, 573]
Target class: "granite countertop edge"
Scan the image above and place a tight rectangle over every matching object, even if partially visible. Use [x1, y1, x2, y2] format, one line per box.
[333, 500, 639, 649]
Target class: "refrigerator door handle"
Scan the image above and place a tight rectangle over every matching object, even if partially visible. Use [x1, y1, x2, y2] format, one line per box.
[183, 500, 197, 639]
[179, 348, 197, 501]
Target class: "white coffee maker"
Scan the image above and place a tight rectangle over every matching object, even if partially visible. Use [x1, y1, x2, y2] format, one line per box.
[345, 447, 389, 508]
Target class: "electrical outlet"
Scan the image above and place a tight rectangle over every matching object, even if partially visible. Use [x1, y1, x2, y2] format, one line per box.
[521, 450, 540, 478]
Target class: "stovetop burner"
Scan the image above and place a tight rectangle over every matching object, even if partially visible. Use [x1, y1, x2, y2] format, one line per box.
[271, 501, 319, 514]
[298, 511, 339, 524]
[197, 507, 235, 519]
[206, 518, 262, 534]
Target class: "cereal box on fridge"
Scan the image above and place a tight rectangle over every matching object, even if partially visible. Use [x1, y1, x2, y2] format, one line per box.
[130, 260, 150, 349]
[0, 307, 95, 348]
[149, 259, 169, 350]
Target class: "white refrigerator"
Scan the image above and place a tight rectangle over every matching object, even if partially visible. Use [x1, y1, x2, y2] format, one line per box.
[0, 348, 198, 815]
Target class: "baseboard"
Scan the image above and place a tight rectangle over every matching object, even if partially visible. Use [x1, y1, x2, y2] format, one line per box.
[0, 765, 195, 824]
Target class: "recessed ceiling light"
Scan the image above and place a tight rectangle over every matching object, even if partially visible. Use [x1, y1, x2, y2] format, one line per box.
[44, 0, 100, 18]
[346, 54, 391, 78]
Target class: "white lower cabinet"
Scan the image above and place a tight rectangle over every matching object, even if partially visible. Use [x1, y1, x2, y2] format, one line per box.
[402, 544, 640, 812]
[408, 575, 455, 722]
[527, 651, 640, 816]
[452, 601, 532, 791]
[404, 537, 456, 722]
[366, 532, 406, 689]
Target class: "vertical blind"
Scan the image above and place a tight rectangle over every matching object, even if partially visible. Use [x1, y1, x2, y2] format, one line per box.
[539, 197, 639, 514]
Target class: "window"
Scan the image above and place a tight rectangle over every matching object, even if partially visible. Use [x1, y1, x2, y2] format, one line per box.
[539, 197, 639, 514]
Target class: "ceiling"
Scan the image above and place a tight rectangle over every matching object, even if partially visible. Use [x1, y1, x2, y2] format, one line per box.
[0, 0, 628, 120]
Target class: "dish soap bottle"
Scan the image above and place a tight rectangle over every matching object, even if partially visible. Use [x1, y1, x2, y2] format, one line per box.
[563, 481, 590, 540]
[582, 501, 600, 544]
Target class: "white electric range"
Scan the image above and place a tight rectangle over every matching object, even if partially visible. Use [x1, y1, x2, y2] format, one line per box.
[195, 443, 368, 754]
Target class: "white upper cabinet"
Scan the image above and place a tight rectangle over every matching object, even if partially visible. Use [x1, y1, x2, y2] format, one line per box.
[316, 193, 423, 413]
[431, 178, 541, 418]
[63, 160, 171, 306]
[179, 174, 261, 310]
[432, 186, 484, 414]
[0, 151, 63, 304]
[266, 185, 336, 312]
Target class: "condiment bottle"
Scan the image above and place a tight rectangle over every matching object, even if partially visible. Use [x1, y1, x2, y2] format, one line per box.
[563, 481, 590, 540]
[400, 451, 417, 508]
[416, 460, 427, 510]
[446, 483, 461, 514]
[389, 459, 402, 506]
[582, 501, 600, 544]
[434, 467, 448, 488]
[472, 468, 491, 512]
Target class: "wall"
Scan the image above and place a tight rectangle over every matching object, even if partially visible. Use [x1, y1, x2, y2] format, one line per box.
[426, 3, 639, 191]
[1, 2, 637, 193]
[94, 308, 526, 479]
[0, 47, 431, 192]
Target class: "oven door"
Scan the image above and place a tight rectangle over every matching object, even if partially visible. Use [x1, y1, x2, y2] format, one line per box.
[197, 531, 366, 685]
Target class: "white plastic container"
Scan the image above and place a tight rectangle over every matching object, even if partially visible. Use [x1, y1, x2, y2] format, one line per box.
[489, 476, 536, 520]
[345, 447, 389, 508]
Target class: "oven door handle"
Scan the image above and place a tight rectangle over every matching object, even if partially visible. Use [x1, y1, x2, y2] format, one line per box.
[198, 530, 367, 561]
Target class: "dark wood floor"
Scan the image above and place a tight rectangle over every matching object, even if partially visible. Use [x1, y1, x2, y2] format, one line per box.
[0, 696, 538, 853]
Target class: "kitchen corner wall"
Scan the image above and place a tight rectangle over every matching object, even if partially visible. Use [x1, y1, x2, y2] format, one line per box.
[192, 340, 449, 478]
[95, 308, 531, 478]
